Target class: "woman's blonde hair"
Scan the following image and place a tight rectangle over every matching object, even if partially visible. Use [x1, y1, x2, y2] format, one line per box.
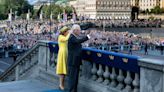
[59, 26, 70, 35]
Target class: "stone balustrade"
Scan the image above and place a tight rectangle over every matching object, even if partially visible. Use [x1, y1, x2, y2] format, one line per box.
[0, 42, 39, 81]
[1, 40, 163, 92]
[47, 41, 140, 92]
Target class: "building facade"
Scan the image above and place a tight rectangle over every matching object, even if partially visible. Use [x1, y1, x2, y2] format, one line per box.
[130, 0, 139, 6]
[69, 0, 132, 20]
[131, 0, 164, 11]
[130, 0, 164, 10]
[161, 0, 164, 8]
[139, 0, 159, 10]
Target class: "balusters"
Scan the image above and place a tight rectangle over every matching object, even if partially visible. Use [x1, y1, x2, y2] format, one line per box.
[110, 67, 117, 87]
[29, 57, 33, 67]
[53, 54, 58, 68]
[19, 62, 24, 75]
[103, 66, 110, 85]
[132, 73, 139, 92]
[50, 52, 54, 67]
[123, 71, 133, 92]
[24, 58, 31, 71]
[15, 65, 20, 81]
[102, 46, 104, 50]
[91, 63, 97, 81]
[97, 64, 104, 83]
[116, 69, 124, 90]
[20, 60, 27, 74]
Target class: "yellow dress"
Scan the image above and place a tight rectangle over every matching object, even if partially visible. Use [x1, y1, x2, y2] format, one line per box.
[56, 33, 70, 75]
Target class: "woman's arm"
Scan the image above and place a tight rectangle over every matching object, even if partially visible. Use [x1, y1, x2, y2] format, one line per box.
[58, 33, 70, 42]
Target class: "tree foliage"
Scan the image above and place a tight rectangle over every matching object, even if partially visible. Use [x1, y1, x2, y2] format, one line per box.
[151, 6, 164, 14]
[40, 4, 73, 19]
[140, 6, 164, 14]
[0, 0, 32, 20]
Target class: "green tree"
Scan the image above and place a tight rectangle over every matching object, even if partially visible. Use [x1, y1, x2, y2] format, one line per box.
[64, 6, 73, 14]
[154, 6, 161, 14]
[0, 0, 32, 20]
[41, 4, 73, 20]
[151, 6, 164, 14]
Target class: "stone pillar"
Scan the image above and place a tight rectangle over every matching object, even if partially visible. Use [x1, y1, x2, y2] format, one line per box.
[15, 65, 19, 81]
[27, 10, 30, 21]
[135, 12, 138, 20]
[138, 58, 164, 92]
[8, 9, 12, 21]
[81, 60, 92, 79]
[40, 10, 43, 20]
[50, 13, 53, 20]
[38, 41, 50, 69]
[15, 11, 18, 20]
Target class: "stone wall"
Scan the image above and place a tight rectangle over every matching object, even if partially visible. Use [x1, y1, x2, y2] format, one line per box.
[139, 58, 164, 92]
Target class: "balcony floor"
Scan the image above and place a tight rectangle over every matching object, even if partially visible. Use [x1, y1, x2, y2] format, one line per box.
[0, 77, 97, 92]
[0, 79, 56, 92]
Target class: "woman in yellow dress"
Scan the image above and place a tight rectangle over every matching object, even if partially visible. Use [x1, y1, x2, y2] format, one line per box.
[56, 26, 70, 90]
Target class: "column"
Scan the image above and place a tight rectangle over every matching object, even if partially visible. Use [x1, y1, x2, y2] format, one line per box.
[8, 9, 12, 21]
[40, 10, 43, 20]
[27, 10, 30, 21]
[50, 13, 53, 20]
[138, 58, 164, 92]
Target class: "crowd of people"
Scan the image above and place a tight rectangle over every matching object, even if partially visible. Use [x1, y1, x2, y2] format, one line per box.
[0, 19, 164, 92]
[90, 19, 163, 28]
[83, 29, 163, 50]
[0, 19, 163, 57]
[0, 20, 58, 51]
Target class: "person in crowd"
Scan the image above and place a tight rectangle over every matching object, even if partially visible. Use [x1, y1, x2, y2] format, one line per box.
[67, 24, 90, 92]
[144, 43, 148, 55]
[56, 26, 70, 90]
[13, 51, 17, 62]
[160, 43, 163, 55]
[129, 42, 133, 55]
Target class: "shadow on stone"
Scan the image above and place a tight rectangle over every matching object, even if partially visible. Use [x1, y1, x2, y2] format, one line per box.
[43, 89, 65, 92]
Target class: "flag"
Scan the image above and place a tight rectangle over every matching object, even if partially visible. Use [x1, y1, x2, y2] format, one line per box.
[72, 12, 76, 22]
[63, 9, 67, 22]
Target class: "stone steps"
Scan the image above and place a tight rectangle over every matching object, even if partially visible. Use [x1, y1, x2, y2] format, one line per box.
[0, 59, 13, 75]
[0, 79, 56, 92]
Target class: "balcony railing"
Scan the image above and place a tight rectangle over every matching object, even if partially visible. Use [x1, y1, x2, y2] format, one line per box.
[1, 40, 163, 92]
[48, 41, 140, 92]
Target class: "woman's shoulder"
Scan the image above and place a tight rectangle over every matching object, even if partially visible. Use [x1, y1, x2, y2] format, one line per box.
[58, 35, 64, 38]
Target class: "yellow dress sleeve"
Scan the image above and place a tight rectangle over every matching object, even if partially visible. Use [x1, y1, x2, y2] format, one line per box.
[58, 33, 70, 42]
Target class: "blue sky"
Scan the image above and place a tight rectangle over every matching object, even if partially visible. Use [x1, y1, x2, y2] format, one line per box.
[28, 0, 38, 5]
[28, 0, 55, 4]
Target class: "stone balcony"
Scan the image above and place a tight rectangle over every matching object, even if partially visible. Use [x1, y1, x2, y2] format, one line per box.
[0, 40, 163, 92]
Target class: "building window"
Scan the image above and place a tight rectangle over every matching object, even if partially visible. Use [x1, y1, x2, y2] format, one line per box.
[107, 1, 109, 5]
[110, 2, 112, 5]
[104, 1, 106, 4]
